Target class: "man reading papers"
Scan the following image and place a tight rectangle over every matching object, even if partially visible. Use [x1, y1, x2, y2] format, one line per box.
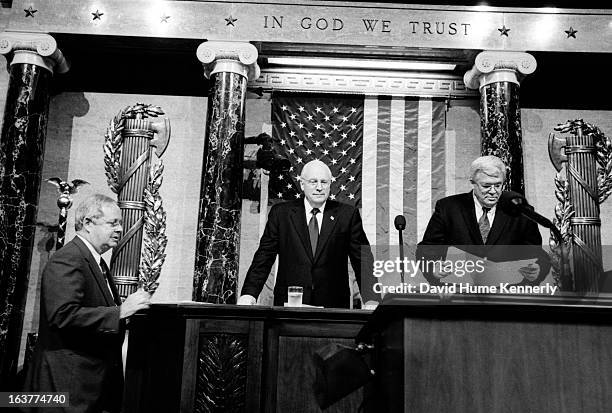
[416, 156, 551, 287]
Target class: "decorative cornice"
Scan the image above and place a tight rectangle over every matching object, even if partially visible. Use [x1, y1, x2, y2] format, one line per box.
[5, 1, 611, 54]
[196, 41, 260, 80]
[250, 68, 477, 97]
[0, 31, 69, 74]
[463, 51, 536, 90]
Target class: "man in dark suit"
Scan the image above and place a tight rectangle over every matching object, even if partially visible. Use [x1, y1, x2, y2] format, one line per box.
[416, 156, 550, 286]
[22, 194, 151, 413]
[239, 160, 376, 309]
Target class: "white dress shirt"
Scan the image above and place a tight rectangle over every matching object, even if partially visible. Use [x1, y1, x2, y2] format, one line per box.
[76, 234, 116, 299]
[472, 194, 496, 224]
[304, 198, 326, 233]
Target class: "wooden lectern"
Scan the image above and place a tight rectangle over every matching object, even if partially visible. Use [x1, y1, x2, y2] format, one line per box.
[123, 303, 370, 412]
[358, 294, 612, 413]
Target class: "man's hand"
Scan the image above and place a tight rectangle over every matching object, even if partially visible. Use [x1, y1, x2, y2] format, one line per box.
[120, 289, 151, 319]
[237, 295, 257, 305]
[518, 262, 540, 282]
[432, 269, 451, 280]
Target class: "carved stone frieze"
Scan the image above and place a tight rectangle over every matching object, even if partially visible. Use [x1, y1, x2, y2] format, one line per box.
[250, 68, 476, 97]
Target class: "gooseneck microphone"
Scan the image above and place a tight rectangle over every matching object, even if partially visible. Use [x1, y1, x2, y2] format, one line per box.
[498, 191, 562, 241]
[497, 190, 569, 286]
[394, 215, 406, 283]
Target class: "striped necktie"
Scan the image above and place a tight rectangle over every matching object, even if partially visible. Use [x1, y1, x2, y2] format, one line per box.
[308, 208, 320, 256]
[100, 258, 120, 305]
[478, 206, 491, 243]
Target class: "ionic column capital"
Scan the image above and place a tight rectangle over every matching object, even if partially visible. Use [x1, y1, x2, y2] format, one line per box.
[196, 41, 260, 81]
[0, 32, 69, 74]
[464, 51, 536, 90]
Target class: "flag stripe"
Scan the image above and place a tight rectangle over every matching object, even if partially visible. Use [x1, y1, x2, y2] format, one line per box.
[376, 97, 391, 249]
[362, 97, 378, 246]
[445, 129, 456, 197]
[416, 98, 433, 242]
[388, 97, 405, 247]
[403, 98, 419, 244]
[431, 100, 447, 211]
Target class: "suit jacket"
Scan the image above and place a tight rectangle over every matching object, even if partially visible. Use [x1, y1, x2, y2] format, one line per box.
[22, 237, 124, 413]
[241, 199, 375, 308]
[416, 191, 551, 285]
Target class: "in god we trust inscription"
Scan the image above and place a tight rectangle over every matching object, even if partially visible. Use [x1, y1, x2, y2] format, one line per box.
[263, 14, 473, 36]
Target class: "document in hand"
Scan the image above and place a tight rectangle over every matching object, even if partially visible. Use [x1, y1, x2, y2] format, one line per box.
[472, 258, 537, 286]
[440, 246, 538, 286]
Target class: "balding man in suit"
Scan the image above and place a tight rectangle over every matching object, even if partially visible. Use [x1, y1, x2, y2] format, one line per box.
[23, 194, 151, 413]
[239, 160, 377, 309]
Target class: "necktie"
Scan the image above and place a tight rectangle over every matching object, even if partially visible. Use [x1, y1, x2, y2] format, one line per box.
[478, 206, 491, 243]
[100, 258, 120, 305]
[308, 208, 320, 256]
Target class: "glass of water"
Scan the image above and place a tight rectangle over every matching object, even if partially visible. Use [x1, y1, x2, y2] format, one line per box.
[287, 286, 303, 307]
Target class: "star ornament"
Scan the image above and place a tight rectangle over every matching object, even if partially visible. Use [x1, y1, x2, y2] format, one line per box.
[92, 9, 104, 20]
[565, 27, 578, 38]
[24, 6, 37, 17]
[225, 15, 238, 26]
[498, 25, 510, 36]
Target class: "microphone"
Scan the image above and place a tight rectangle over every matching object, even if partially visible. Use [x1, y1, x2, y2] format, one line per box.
[394, 215, 406, 283]
[394, 215, 406, 231]
[498, 191, 562, 240]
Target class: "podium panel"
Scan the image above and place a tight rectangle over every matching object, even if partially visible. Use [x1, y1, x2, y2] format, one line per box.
[359, 295, 612, 413]
[123, 303, 370, 413]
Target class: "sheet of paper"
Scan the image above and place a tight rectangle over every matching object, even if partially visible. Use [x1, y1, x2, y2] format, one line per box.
[439, 246, 537, 286]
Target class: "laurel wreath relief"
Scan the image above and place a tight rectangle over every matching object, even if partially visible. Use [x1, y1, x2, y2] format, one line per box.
[549, 119, 612, 286]
[104, 104, 168, 294]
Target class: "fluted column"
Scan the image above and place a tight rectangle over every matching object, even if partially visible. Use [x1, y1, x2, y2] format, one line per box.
[464, 51, 536, 193]
[0, 32, 68, 387]
[193, 41, 260, 303]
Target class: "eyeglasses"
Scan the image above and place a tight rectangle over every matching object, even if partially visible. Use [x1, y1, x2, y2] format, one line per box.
[304, 179, 330, 188]
[90, 217, 123, 228]
[473, 182, 503, 192]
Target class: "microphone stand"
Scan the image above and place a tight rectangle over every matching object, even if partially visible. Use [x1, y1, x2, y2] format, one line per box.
[398, 228, 405, 284]
[522, 213, 570, 290]
[501, 192, 570, 291]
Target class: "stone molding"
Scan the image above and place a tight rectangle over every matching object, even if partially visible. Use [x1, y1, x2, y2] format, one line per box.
[250, 68, 476, 97]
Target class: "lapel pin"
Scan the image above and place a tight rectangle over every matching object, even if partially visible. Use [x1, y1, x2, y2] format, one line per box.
[330, 216, 335, 221]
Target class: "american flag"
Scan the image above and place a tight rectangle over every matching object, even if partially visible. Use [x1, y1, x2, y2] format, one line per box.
[267, 94, 449, 246]
[248, 94, 449, 304]
[269, 94, 364, 205]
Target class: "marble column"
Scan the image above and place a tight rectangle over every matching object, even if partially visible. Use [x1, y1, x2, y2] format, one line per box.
[464, 51, 536, 193]
[193, 42, 260, 304]
[0, 32, 68, 386]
